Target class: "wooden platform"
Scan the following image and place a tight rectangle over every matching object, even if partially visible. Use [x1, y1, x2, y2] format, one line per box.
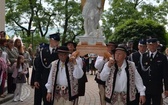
[76, 42, 107, 56]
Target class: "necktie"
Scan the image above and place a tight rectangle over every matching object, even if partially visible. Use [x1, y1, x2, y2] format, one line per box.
[52, 49, 55, 54]
[150, 53, 153, 61]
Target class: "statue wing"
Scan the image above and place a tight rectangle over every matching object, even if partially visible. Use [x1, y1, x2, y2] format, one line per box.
[81, 0, 86, 10]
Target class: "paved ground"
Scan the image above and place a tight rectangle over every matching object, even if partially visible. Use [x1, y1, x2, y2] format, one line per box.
[1, 72, 100, 105]
[1, 68, 168, 105]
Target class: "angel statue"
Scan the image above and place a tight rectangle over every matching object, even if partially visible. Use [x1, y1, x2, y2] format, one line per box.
[81, 0, 105, 36]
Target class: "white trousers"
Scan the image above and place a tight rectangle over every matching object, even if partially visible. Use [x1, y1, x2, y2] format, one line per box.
[13, 83, 23, 100]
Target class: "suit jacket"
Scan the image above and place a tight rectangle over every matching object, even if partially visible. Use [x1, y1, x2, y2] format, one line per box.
[141, 51, 168, 94]
[129, 51, 143, 76]
[34, 46, 58, 86]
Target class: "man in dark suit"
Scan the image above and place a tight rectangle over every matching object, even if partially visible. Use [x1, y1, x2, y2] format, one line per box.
[129, 39, 147, 104]
[31, 43, 48, 105]
[129, 39, 147, 76]
[34, 33, 60, 105]
[141, 38, 168, 105]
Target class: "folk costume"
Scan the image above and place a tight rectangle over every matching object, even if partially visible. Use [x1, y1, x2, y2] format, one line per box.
[45, 46, 84, 105]
[100, 46, 145, 105]
[95, 42, 117, 105]
[64, 41, 88, 97]
[95, 56, 107, 105]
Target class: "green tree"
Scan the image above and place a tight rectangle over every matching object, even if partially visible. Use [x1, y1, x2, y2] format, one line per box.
[111, 19, 167, 46]
[5, 0, 83, 44]
[102, 0, 168, 40]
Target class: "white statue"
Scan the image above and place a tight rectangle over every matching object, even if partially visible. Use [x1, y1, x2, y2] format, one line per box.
[82, 0, 105, 36]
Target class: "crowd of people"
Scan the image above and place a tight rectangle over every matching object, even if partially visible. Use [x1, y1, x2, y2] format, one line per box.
[0, 31, 32, 101]
[1, 30, 168, 105]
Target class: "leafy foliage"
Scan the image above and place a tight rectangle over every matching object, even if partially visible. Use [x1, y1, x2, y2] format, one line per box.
[112, 19, 167, 46]
[6, 0, 83, 45]
[5, 0, 168, 46]
[102, 0, 168, 42]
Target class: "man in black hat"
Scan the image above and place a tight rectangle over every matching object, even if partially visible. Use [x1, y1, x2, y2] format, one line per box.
[94, 41, 117, 105]
[128, 39, 147, 104]
[129, 39, 147, 76]
[34, 33, 60, 105]
[45, 46, 84, 105]
[64, 41, 77, 53]
[100, 46, 146, 105]
[141, 38, 168, 105]
[65, 41, 87, 104]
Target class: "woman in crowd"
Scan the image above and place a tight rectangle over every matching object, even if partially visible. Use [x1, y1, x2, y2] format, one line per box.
[0, 49, 7, 98]
[23, 45, 31, 85]
[12, 55, 28, 102]
[6, 39, 19, 93]
[14, 39, 24, 55]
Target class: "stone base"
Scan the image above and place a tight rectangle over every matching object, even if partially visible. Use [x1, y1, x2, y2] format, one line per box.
[76, 42, 107, 56]
[78, 35, 105, 45]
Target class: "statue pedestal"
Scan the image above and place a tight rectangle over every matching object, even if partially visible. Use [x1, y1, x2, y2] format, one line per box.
[76, 35, 107, 56]
[78, 35, 105, 45]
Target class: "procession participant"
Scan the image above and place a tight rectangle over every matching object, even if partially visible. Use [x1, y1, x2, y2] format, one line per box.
[94, 41, 117, 105]
[45, 46, 84, 105]
[65, 41, 87, 105]
[141, 38, 168, 105]
[129, 39, 147, 76]
[128, 39, 147, 104]
[100, 46, 146, 105]
[34, 33, 60, 105]
[30, 43, 48, 105]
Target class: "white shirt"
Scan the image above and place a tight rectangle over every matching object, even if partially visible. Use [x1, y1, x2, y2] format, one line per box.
[94, 56, 107, 72]
[56, 61, 68, 86]
[18, 66, 23, 72]
[100, 60, 146, 96]
[114, 60, 127, 92]
[49, 46, 56, 54]
[149, 50, 157, 58]
[45, 59, 84, 93]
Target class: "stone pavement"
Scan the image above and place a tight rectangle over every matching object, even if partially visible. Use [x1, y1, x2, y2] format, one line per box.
[1, 74, 100, 105]
[1, 73, 168, 105]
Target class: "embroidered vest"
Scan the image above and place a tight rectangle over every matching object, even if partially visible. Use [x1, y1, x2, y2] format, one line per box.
[105, 61, 136, 104]
[51, 60, 78, 101]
